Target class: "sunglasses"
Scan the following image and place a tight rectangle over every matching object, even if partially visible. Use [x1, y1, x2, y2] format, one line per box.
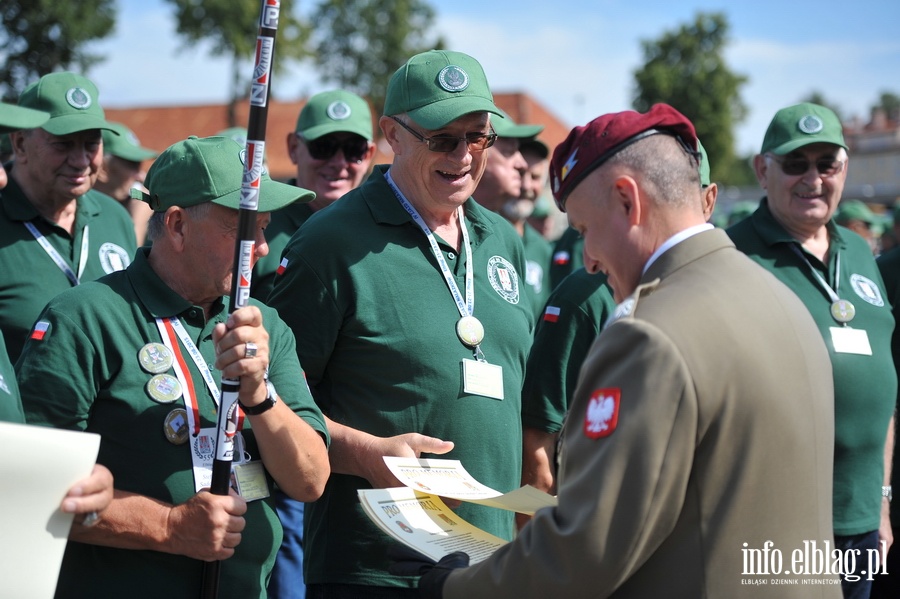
[389, 116, 497, 153]
[303, 135, 370, 162]
[767, 154, 846, 177]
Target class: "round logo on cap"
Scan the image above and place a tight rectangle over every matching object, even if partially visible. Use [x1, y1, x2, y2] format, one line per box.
[326, 100, 352, 121]
[65, 87, 93, 110]
[438, 65, 469, 92]
[798, 114, 824, 134]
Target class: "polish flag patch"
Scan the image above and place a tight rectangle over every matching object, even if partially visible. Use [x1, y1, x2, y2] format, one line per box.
[584, 388, 620, 439]
[276, 257, 289, 275]
[31, 321, 50, 341]
[553, 251, 570, 265]
[543, 306, 561, 323]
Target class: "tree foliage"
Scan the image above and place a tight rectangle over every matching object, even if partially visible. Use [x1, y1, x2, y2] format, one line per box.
[632, 12, 748, 184]
[801, 91, 843, 120]
[310, 0, 443, 116]
[0, 0, 116, 101]
[873, 91, 900, 119]
[164, 0, 312, 124]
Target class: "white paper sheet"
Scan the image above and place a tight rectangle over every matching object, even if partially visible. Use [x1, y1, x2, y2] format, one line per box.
[0, 422, 100, 599]
[383, 456, 557, 515]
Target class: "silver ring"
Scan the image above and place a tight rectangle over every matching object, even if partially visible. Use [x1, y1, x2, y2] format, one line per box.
[245, 342, 258, 359]
[82, 511, 100, 527]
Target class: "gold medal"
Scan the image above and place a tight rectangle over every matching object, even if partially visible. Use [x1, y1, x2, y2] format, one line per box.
[456, 315, 485, 348]
[146, 373, 183, 404]
[138, 342, 174, 374]
[831, 299, 856, 324]
[163, 408, 189, 445]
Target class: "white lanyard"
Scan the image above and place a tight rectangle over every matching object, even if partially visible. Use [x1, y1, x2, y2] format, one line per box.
[790, 244, 842, 304]
[155, 317, 240, 437]
[24, 221, 89, 285]
[385, 170, 474, 319]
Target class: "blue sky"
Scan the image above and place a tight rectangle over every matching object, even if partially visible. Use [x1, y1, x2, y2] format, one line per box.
[87, 0, 900, 154]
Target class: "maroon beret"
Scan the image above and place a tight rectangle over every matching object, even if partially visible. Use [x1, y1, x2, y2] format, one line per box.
[549, 103, 698, 211]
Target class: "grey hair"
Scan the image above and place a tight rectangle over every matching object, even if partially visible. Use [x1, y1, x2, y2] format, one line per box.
[146, 202, 213, 242]
[605, 134, 700, 208]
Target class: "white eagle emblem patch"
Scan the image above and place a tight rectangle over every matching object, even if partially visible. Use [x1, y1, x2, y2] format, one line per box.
[584, 388, 620, 439]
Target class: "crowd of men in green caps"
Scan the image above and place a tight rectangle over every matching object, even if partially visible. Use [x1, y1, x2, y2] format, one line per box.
[1, 47, 899, 599]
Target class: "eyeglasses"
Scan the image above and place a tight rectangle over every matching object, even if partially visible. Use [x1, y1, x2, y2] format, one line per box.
[766, 154, 846, 177]
[302, 135, 370, 162]
[389, 116, 497, 153]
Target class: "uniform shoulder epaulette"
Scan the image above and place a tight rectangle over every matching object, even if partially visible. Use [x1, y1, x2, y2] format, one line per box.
[603, 278, 660, 329]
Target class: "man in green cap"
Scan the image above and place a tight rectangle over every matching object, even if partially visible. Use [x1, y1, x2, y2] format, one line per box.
[17, 135, 330, 598]
[251, 89, 375, 302]
[472, 111, 550, 319]
[95, 121, 158, 244]
[0, 100, 115, 541]
[728, 102, 896, 599]
[268, 50, 533, 597]
[0, 72, 137, 364]
[835, 199, 879, 255]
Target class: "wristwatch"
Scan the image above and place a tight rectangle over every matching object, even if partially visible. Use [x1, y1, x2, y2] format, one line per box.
[883, 485, 893, 502]
[239, 380, 278, 416]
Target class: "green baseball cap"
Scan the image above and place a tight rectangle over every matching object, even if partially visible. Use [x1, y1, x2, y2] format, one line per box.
[18, 71, 116, 136]
[103, 121, 158, 162]
[384, 50, 503, 130]
[491, 109, 543, 139]
[296, 90, 373, 141]
[0, 101, 50, 134]
[761, 102, 848, 156]
[835, 199, 876, 226]
[133, 136, 314, 212]
[698, 139, 711, 187]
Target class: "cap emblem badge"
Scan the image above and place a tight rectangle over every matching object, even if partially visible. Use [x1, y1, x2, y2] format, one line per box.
[326, 100, 351, 121]
[65, 87, 93, 110]
[798, 115, 824, 134]
[438, 65, 469, 92]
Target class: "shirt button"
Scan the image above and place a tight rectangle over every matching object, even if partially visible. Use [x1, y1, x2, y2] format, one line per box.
[447, 252, 456, 260]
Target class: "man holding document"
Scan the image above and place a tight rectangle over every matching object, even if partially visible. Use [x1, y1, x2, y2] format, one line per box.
[393, 106, 840, 597]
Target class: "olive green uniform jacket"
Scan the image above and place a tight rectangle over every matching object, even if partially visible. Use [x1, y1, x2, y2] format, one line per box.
[445, 228, 839, 598]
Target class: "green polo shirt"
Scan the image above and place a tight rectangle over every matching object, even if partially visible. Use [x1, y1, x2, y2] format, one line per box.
[0, 329, 23, 423]
[522, 222, 553, 319]
[522, 267, 616, 433]
[728, 198, 896, 536]
[0, 172, 137, 363]
[251, 181, 315, 303]
[548, 226, 584, 291]
[877, 245, 900, 528]
[269, 165, 534, 589]
[18, 248, 328, 599]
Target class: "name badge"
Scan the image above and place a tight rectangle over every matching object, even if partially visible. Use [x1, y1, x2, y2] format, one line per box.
[830, 326, 872, 355]
[232, 461, 271, 502]
[190, 427, 217, 493]
[462, 358, 504, 400]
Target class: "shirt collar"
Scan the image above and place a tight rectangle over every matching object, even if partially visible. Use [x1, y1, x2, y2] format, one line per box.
[643, 223, 714, 275]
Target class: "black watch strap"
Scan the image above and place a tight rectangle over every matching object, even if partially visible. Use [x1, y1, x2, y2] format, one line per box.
[239, 381, 278, 415]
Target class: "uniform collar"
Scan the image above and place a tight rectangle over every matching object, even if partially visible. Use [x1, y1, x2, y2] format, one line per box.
[126, 247, 226, 322]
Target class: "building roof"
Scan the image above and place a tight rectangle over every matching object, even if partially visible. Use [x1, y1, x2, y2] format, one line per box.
[105, 92, 569, 181]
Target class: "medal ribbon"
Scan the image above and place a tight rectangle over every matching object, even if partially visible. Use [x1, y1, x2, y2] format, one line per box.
[155, 317, 245, 437]
[24, 222, 89, 285]
[385, 170, 474, 319]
